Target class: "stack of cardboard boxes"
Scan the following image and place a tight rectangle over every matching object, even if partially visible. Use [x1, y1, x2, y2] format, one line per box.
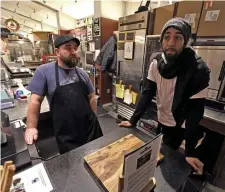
[152, 1, 225, 37]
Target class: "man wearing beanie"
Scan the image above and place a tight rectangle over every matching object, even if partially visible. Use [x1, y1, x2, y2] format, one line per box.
[25, 35, 103, 154]
[120, 18, 223, 175]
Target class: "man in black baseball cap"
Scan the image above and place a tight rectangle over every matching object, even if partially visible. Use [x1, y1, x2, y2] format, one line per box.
[54, 34, 80, 68]
[25, 34, 103, 154]
[120, 18, 223, 176]
[54, 34, 80, 48]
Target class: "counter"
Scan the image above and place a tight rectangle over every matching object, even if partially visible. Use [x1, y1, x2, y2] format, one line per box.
[2, 103, 223, 191]
[201, 109, 225, 136]
[44, 127, 191, 192]
[3, 98, 225, 135]
[2, 97, 49, 121]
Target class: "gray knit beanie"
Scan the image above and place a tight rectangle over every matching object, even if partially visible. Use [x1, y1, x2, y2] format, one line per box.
[160, 17, 192, 46]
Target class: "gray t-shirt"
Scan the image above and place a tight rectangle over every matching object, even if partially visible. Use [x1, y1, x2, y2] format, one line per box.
[28, 62, 94, 104]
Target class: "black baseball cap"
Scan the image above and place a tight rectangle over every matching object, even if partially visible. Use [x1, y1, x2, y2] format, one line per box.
[54, 34, 80, 48]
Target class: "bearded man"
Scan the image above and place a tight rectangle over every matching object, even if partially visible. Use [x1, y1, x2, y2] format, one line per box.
[25, 35, 103, 154]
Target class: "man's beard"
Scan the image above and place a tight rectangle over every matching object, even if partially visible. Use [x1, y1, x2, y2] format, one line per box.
[61, 56, 78, 68]
[163, 48, 180, 64]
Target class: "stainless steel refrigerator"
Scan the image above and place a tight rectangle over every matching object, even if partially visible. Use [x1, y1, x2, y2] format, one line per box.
[115, 11, 154, 120]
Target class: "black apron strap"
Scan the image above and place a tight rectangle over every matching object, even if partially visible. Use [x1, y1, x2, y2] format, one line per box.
[55, 62, 60, 87]
[74, 67, 82, 82]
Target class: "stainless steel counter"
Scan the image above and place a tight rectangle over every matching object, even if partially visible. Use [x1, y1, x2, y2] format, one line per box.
[201, 109, 225, 136]
[204, 109, 225, 126]
[2, 97, 225, 135]
[2, 97, 49, 121]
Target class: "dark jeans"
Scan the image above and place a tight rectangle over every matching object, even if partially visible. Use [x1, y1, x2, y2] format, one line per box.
[158, 123, 224, 174]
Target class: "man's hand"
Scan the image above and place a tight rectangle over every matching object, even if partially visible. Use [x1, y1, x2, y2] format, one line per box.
[24, 128, 38, 145]
[186, 157, 204, 175]
[119, 121, 133, 128]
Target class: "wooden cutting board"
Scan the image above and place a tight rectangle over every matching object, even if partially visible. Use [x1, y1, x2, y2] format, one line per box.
[84, 134, 145, 192]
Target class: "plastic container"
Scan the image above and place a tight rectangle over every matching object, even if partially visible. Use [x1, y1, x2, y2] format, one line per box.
[14, 80, 31, 100]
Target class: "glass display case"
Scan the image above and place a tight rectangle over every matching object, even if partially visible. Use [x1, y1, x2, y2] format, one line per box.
[6, 39, 50, 63]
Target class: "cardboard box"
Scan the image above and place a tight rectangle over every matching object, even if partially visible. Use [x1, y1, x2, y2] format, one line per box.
[32, 31, 52, 41]
[153, 4, 175, 35]
[197, 1, 225, 37]
[176, 1, 204, 34]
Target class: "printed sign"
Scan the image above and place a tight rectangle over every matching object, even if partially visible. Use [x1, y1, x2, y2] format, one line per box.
[123, 135, 162, 192]
[124, 42, 134, 60]
[76, 18, 87, 27]
[205, 10, 220, 21]
[87, 25, 93, 41]
[10, 163, 53, 192]
[87, 17, 93, 25]
[184, 13, 196, 24]
[93, 18, 101, 37]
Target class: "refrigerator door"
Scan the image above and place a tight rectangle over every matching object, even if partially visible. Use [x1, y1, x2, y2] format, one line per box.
[193, 46, 225, 100]
[120, 29, 146, 93]
[116, 29, 146, 94]
[116, 29, 146, 119]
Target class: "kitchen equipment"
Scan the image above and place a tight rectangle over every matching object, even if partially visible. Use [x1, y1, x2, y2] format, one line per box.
[193, 38, 225, 106]
[115, 11, 154, 120]
[142, 35, 162, 89]
[1, 58, 32, 78]
[0, 68, 9, 82]
[85, 51, 94, 69]
[1, 111, 31, 171]
[137, 35, 161, 134]
[42, 54, 57, 64]
[1, 131, 7, 145]
[1, 111, 10, 145]
[1, 88, 15, 109]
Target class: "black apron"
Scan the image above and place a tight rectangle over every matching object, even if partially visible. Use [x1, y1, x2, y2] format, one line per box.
[50, 63, 103, 154]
